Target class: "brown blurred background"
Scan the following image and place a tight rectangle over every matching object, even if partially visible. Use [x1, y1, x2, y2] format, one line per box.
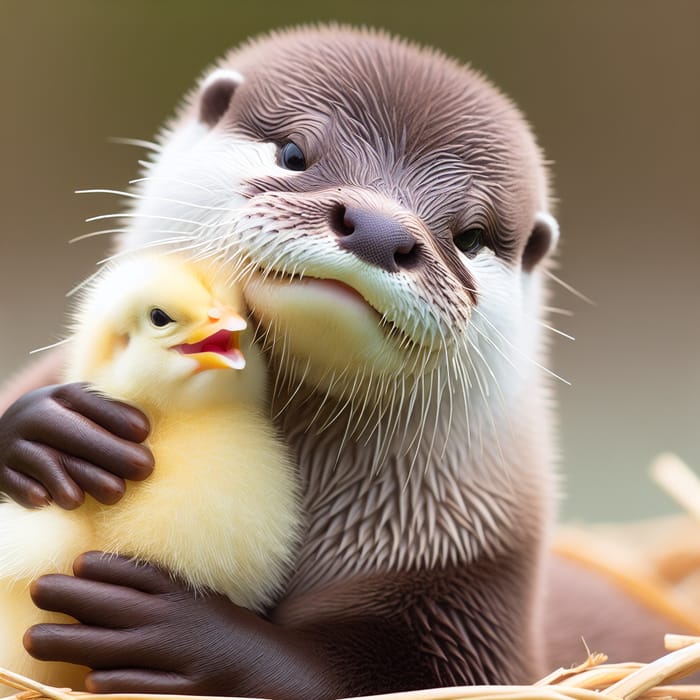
[1, 0, 698, 522]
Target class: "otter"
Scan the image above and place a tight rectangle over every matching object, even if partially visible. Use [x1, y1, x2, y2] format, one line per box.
[0, 26, 561, 697]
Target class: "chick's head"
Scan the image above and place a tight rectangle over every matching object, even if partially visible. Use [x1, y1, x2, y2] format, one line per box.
[67, 255, 268, 413]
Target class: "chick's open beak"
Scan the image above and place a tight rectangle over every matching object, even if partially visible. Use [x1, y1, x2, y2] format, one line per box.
[174, 309, 247, 371]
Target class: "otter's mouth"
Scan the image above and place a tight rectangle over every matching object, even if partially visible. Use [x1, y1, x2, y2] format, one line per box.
[255, 268, 382, 318]
[251, 267, 426, 350]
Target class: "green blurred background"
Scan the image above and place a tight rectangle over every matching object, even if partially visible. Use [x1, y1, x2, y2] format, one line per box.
[1, 0, 698, 522]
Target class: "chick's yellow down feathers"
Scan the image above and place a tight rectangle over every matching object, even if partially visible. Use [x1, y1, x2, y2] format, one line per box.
[0, 254, 300, 693]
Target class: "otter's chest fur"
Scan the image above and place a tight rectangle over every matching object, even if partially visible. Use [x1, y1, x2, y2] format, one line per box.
[270, 377, 553, 601]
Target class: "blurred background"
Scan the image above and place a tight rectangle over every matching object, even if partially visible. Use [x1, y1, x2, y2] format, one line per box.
[1, 0, 698, 522]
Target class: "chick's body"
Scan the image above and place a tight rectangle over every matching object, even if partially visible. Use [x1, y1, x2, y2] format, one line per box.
[0, 255, 300, 692]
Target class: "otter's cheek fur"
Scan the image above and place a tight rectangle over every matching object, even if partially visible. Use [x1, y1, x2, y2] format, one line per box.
[119, 128, 279, 253]
[243, 274, 409, 380]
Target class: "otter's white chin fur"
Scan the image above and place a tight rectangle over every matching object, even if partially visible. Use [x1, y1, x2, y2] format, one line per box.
[244, 274, 415, 385]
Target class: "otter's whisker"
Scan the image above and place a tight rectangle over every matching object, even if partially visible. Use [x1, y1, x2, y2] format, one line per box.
[379, 371, 406, 465]
[371, 373, 404, 473]
[402, 373, 429, 488]
[468, 320, 519, 378]
[449, 346, 472, 450]
[76, 189, 240, 214]
[346, 367, 376, 443]
[465, 328, 509, 398]
[70, 228, 125, 244]
[307, 369, 340, 433]
[398, 367, 424, 451]
[333, 368, 365, 468]
[69, 228, 186, 244]
[29, 337, 72, 355]
[543, 269, 595, 306]
[357, 380, 385, 447]
[434, 325, 455, 460]
[96, 235, 198, 266]
[371, 411, 388, 476]
[85, 212, 224, 228]
[129, 176, 222, 194]
[370, 374, 401, 465]
[465, 336, 509, 472]
[66, 268, 107, 298]
[315, 377, 357, 434]
[256, 315, 278, 360]
[271, 322, 291, 403]
[537, 321, 575, 341]
[405, 353, 434, 458]
[471, 306, 572, 385]
[272, 356, 311, 423]
[107, 136, 162, 152]
[423, 365, 444, 475]
[542, 305, 574, 317]
[463, 342, 489, 458]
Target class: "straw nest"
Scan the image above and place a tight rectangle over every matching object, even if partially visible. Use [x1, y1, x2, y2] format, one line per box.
[1, 453, 699, 700]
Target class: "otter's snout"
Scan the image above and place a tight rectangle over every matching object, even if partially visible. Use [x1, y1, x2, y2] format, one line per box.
[331, 205, 419, 273]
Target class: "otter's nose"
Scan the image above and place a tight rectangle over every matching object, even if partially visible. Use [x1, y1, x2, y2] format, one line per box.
[332, 205, 418, 273]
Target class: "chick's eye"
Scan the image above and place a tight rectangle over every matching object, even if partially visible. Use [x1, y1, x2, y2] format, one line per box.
[454, 228, 484, 255]
[279, 141, 306, 171]
[150, 308, 175, 327]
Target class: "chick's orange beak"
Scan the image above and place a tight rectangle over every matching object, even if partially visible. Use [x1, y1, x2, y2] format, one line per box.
[174, 308, 247, 371]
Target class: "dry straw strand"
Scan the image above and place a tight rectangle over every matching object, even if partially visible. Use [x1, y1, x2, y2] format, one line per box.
[666, 635, 700, 652]
[534, 651, 609, 685]
[0, 667, 73, 700]
[339, 687, 611, 700]
[0, 668, 268, 700]
[603, 642, 700, 699]
[4, 640, 700, 700]
[650, 454, 700, 524]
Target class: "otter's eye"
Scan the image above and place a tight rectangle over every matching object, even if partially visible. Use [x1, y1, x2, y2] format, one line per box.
[279, 141, 307, 171]
[454, 228, 484, 255]
[150, 308, 175, 327]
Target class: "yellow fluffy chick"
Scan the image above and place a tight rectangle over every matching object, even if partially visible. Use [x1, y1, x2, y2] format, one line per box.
[0, 254, 300, 692]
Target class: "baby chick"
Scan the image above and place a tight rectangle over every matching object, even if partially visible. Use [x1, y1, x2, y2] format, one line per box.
[0, 254, 300, 692]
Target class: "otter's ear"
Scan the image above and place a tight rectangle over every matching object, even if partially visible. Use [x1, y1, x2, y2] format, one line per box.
[197, 68, 244, 128]
[522, 211, 560, 272]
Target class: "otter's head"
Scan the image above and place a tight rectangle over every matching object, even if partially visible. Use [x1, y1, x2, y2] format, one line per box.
[123, 27, 558, 439]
